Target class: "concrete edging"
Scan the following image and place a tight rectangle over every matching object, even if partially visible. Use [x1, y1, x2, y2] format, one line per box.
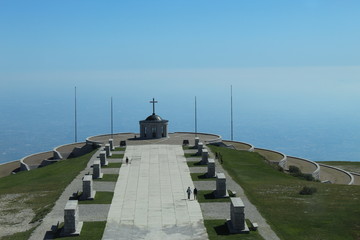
[288, 156, 321, 180]
[319, 163, 354, 185]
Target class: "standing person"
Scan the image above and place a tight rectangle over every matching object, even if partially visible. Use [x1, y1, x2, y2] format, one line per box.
[186, 187, 192, 200]
[193, 187, 198, 200]
[126, 157, 129, 165]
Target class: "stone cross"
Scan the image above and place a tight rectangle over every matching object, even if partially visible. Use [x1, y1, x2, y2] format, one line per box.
[150, 98, 158, 115]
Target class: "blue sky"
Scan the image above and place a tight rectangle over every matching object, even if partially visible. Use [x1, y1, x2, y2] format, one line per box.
[1, 0, 360, 74]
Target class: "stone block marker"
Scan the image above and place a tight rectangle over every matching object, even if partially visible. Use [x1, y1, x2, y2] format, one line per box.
[99, 151, 108, 166]
[215, 173, 228, 197]
[109, 139, 114, 150]
[93, 160, 103, 179]
[104, 144, 112, 157]
[197, 142, 204, 156]
[227, 197, 249, 233]
[82, 175, 96, 200]
[62, 200, 83, 236]
[195, 137, 200, 148]
[201, 149, 209, 164]
[207, 158, 216, 178]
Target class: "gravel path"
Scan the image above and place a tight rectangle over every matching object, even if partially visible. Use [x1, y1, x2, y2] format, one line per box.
[209, 151, 280, 240]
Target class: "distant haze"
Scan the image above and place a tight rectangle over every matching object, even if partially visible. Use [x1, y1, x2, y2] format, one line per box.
[1, 1, 360, 163]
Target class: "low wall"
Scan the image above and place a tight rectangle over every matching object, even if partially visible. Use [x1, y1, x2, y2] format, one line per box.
[222, 140, 254, 151]
[174, 132, 222, 144]
[287, 156, 321, 180]
[53, 142, 89, 160]
[0, 160, 20, 178]
[20, 151, 53, 171]
[254, 148, 287, 168]
[318, 163, 354, 185]
[350, 172, 360, 185]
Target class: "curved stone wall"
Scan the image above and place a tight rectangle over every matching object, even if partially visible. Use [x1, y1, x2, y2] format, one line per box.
[222, 140, 254, 151]
[20, 151, 53, 171]
[254, 148, 287, 168]
[287, 156, 321, 180]
[318, 164, 354, 185]
[0, 160, 20, 178]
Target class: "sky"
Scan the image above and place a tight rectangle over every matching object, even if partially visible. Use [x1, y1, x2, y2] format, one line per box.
[1, 1, 360, 163]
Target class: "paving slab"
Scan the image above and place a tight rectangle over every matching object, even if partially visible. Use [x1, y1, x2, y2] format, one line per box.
[102, 145, 208, 240]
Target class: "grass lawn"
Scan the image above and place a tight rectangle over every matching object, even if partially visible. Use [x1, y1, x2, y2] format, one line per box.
[191, 173, 216, 181]
[204, 219, 264, 240]
[103, 162, 122, 168]
[108, 154, 124, 159]
[187, 161, 207, 167]
[78, 192, 114, 204]
[113, 147, 125, 151]
[182, 145, 196, 150]
[208, 145, 360, 240]
[197, 190, 230, 203]
[55, 221, 106, 239]
[0, 149, 97, 239]
[184, 153, 201, 158]
[94, 174, 119, 182]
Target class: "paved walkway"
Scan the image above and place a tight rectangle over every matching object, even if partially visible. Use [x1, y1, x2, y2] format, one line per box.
[102, 145, 208, 240]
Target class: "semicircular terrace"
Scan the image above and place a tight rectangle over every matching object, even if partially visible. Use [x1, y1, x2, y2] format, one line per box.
[86, 132, 222, 146]
[287, 156, 321, 180]
[223, 140, 254, 151]
[318, 163, 354, 185]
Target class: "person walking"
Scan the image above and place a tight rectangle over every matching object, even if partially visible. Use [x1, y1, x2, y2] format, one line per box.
[193, 187, 198, 200]
[126, 157, 129, 165]
[186, 187, 192, 200]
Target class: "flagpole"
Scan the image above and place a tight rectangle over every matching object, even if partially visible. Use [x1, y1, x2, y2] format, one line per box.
[111, 97, 113, 139]
[75, 86, 78, 143]
[231, 85, 233, 141]
[195, 96, 197, 137]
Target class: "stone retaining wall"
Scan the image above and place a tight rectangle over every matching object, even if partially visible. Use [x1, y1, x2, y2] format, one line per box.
[20, 151, 53, 171]
[318, 163, 354, 185]
[287, 156, 321, 180]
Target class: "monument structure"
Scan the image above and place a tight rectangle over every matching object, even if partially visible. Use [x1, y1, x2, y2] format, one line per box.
[139, 98, 169, 139]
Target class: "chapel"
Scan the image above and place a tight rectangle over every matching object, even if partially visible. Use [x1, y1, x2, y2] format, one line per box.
[139, 98, 169, 139]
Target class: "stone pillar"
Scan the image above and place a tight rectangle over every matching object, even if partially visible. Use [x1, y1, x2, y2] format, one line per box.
[93, 160, 103, 179]
[227, 197, 249, 233]
[63, 200, 83, 235]
[82, 175, 96, 200]
[109, 139, 114, 150]
[195, 137, 200, 148]
[197, 142, 203, 156]
[99, 151, 108, 166]
[201, 149, 209, 164]
[216, 173, 228, 197]
[207, 159, 216, 178]
[104, 144, 112, 157]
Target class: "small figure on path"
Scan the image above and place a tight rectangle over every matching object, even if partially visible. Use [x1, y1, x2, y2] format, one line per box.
[186, 187, 192, 200]
[215, 152, 218, 159]
[126, 157, 129, 164]
[193, 187, 198, 200]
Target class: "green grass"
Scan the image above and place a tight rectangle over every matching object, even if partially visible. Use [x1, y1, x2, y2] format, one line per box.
[108, 154, 124, 159]
[103, 162, 122, 168]
[0, 149, 97, 239]
[113, 147, 125, 151]
[197, 190, 230, 203]
[184, 153, 201, 158]
[55, 221, 106, 239]
[204, 219, 264, 240]
[191, 172, 215, 181]
[208, 145, 360, 240]
[94, 174, 119, 182]
[78, 192, 114, 204]
[182, 145, 196, 150]
[187, 161, 207, 167]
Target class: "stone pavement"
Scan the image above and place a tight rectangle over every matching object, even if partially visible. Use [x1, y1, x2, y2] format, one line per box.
[102, 144, 208, 240]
